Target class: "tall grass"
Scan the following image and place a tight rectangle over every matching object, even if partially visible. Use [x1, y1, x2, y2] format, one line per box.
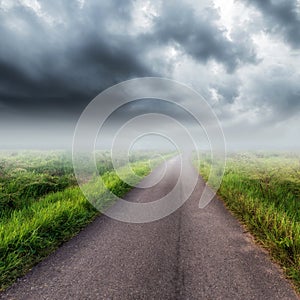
[0, 151, 168, 291]
[195, 152, 300, 291]
[0, 151, 156, 214]
[0, 151, 76, 213]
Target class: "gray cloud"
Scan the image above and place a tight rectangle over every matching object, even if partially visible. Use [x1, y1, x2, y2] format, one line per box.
[210, 76, 240, 105]
[0, 0, 299, 149]
[243, 0, 300, 48]
[153, 1, 258, 72]
[0, 0, 155, 118]
[0, 0, 259, 120]
[248, 75, 300, 122]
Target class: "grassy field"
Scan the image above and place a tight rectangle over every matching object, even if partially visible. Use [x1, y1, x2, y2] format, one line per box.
[195, 152, 300, 291]
[0, 150, 168, 291]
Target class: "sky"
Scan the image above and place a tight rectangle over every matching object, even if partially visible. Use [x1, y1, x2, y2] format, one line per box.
[0, 0, 299, 150]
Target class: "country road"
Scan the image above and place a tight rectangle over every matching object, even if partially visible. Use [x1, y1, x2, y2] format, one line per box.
[1, 156, 298, 300]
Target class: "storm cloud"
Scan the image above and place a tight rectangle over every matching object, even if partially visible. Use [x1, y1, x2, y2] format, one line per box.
[0, 1, 153, 116]
[152, 1, 258, 72]
[0, 0, 299, 149]
[243, 0, 300, 48]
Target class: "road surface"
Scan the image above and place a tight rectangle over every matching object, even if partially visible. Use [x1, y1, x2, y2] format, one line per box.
[1, 156, 298, 299]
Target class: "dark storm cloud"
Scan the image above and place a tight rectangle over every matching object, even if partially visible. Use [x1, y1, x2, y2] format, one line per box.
[0, 0, 260, 120]
[0, 0, 154, 117]
[153, 1, 258, 72]
[243, 0, 300, 48]
[0, 0, 299, 149]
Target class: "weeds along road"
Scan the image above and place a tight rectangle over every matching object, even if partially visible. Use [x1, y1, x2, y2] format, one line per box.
[1, 156, 298, 300]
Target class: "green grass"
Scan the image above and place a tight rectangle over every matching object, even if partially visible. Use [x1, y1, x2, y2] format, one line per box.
[0, 151, 76, 213]
[195, 152, 300, 292]
[0, 151, 169, 291]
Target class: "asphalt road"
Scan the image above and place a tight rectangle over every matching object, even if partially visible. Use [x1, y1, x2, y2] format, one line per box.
[1, 156, 298, 299]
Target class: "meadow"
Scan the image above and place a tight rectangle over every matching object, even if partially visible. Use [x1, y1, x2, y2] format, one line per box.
[0, 150, 166, 291]
[196, 152, 300, 291]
